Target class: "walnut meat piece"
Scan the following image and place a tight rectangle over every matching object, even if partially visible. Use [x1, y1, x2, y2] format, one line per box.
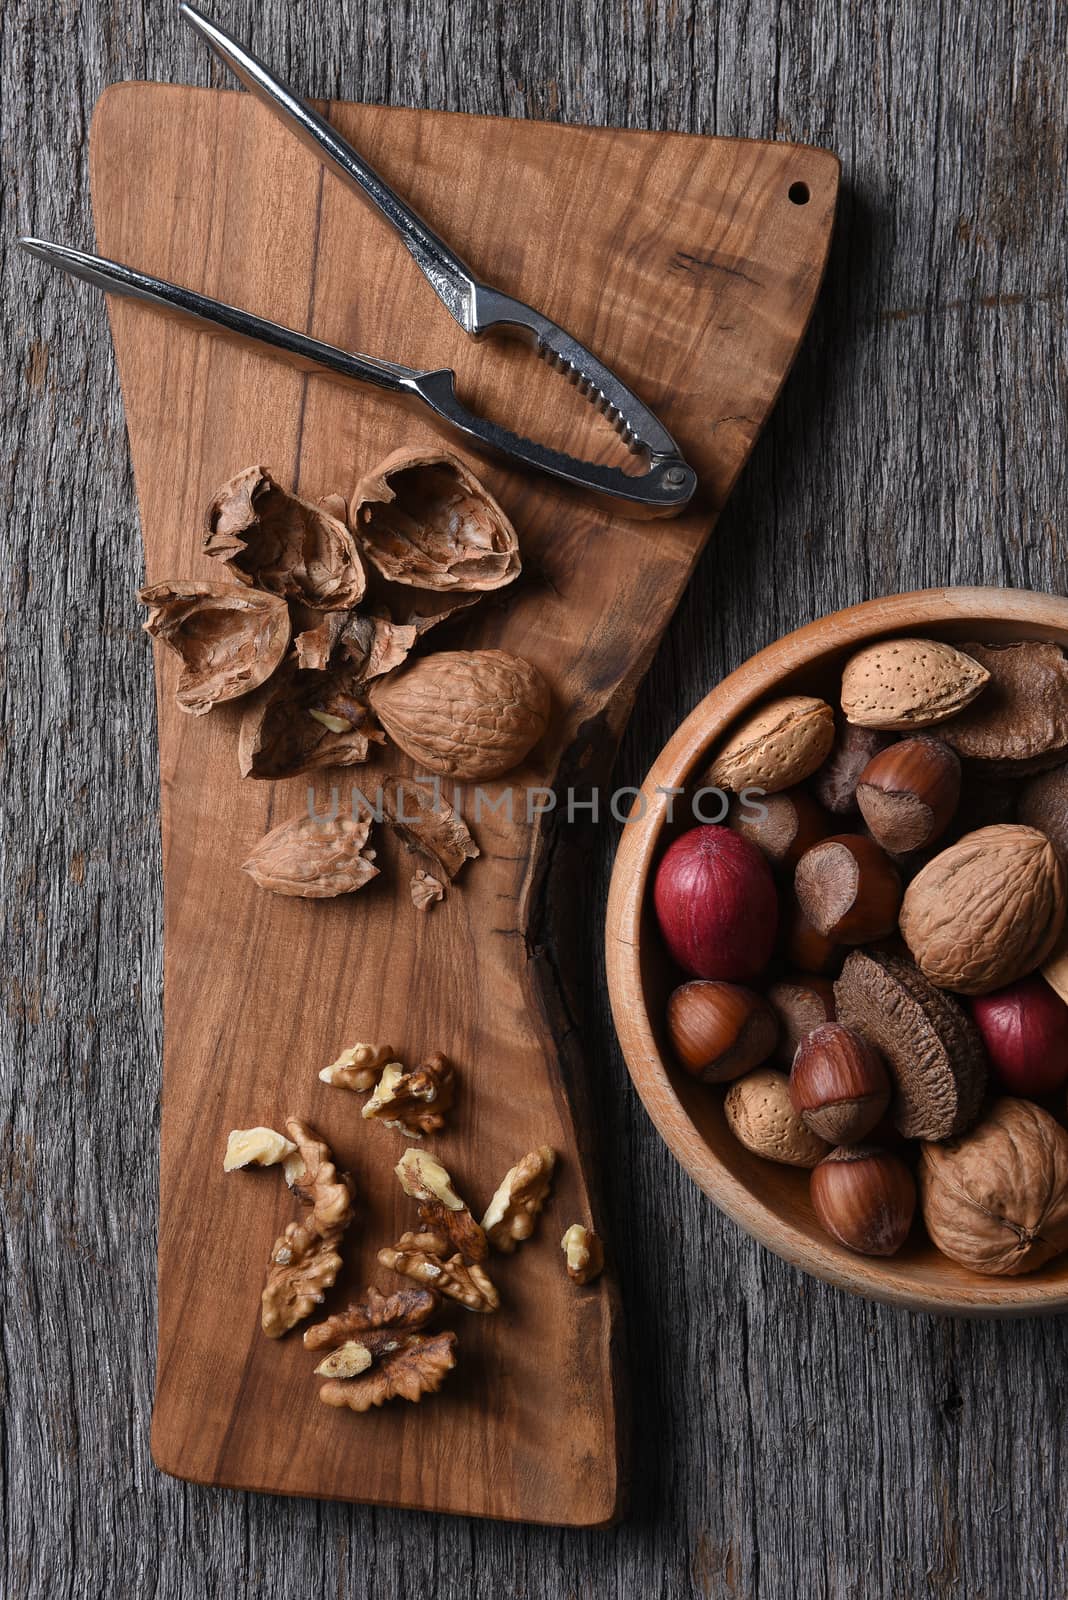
[363, 1053, 456, 1137]
[394, 1147, 486, 1259]
[319, 1042, 397, 1093]
[561, 1224, 604, 1285]
[304, 1285, 440, 1351]
[351, 448, 521, 592]
[238, 657, 385, 779]
[242, 813, 379, 898]
[314, 1341, 374, 1378]
[205, 465, 366, 610]
[319, 1332, 458, 1412]
[921, 1098, 1068, 1275]
[261, 1119, 355, 1338]
[378, 1234, 499, 1312]
[481, 1146, 556, 1253]
[139, 580, 291, 716]
[223, 1126, 298, 1171]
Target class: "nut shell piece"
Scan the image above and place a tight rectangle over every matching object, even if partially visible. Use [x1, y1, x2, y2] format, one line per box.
[936, 641, 1068, 771]
[205, 465, 366, 609]
[723, 1068, 830, 1168]
[242, 813, 379, 899]
[238, 656, 385, 779]
[899, 824, 1067, 994]
[840, 638, 990, 730]
[1019, 765, 1068, 859]
[369, 650, 551, 779]
[351, 448, 521, 591]
[139, 579, 291, 716]
[834, 949, 987, 1140]
[920, 1098, 1068, 1275]
[704, 696, 835, 794]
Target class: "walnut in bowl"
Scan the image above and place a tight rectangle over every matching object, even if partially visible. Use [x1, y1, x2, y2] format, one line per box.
[606, 588, 1068, 1315]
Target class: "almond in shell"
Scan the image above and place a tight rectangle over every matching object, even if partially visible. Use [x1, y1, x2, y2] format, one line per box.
[899, 824, 1067, 995]
[840, 638, 989, 730]
[704, 696, 835, 794]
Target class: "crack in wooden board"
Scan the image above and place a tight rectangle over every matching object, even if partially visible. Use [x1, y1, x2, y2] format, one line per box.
[88, 80, 837, 1524]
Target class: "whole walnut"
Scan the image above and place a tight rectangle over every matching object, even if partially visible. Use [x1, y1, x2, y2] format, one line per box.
[920, 1098, 1068, 1275]
[899, 824, 1066, 994]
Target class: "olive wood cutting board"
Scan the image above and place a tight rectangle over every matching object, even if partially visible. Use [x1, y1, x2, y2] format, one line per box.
[88, 80, 838, 1525]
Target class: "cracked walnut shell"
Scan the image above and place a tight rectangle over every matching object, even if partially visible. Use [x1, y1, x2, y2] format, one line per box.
[369, 650, 551, 780]
[481, 1146, 556, 1252]
[921, 1098, 1068, 1275]
[205, 465, 366, 610]
[238, 656, 385, 779]
[139, 579, 291, 716]
[242, 813, 379, 899]
[351, 448, 520, 592]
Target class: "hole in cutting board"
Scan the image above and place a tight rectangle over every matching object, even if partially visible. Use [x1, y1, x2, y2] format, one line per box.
[788, 181, 811, 205]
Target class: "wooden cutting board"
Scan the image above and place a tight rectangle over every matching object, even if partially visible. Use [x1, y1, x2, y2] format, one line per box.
[88, 80, 837, 1525]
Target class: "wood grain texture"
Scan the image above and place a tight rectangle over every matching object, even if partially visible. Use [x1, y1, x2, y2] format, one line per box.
[87, 78, 833, 1521]
[608, 588, 1068, 1316]
[3, 0, 1068, 1593]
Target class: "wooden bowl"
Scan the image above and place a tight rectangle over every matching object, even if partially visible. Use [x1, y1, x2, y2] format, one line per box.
[606, 587, 1068, 1315]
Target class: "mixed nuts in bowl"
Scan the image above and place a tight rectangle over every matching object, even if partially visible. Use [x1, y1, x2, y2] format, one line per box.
[606, 588, 1068, 1314]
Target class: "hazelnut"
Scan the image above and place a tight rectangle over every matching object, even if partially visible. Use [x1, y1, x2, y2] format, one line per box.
[766, 976, 836, 1066]
[810, 1146, 916, 1257]
[729, 787, 831, 871]
[783, 895, 843, 976]
[789, 1023, 890, 1143]
[856, 737, 961, 854]
[794, 834, 903, 944]
[667, 981, 778, 1083]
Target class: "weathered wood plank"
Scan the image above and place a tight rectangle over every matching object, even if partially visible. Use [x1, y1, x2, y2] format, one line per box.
[3, 0, 1067, 1595]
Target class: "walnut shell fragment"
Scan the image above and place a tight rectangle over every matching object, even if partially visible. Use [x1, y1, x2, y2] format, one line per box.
[369, 650, 551, 779]
[318, 1331, 458, 1411]
[363, 1053, 456, 1138]
[205, 466, 366, 610]
[381, 777, 480, 881]
[139, 580, 291, 716]
[834, 950, 987, 1139]
[899, 824, 1066, 994]
[261, 1119, 355, 1338]
[936, 641, 1068, 772]
[840, 638, 990, 730]
[319, 1042, 397, 1093]
[242, 814, 379, 898]
[352, 448, 520, 592]
[238, 657, 385, 779]
[921, 1098, 1068, 1275]
[339, 611, 419, 682]
[411, 870, 445, 910]
[481, 1146, 556, 1252]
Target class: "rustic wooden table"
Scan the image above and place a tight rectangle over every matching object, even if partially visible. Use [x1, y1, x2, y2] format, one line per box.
[4, 2, 1067, 1594]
